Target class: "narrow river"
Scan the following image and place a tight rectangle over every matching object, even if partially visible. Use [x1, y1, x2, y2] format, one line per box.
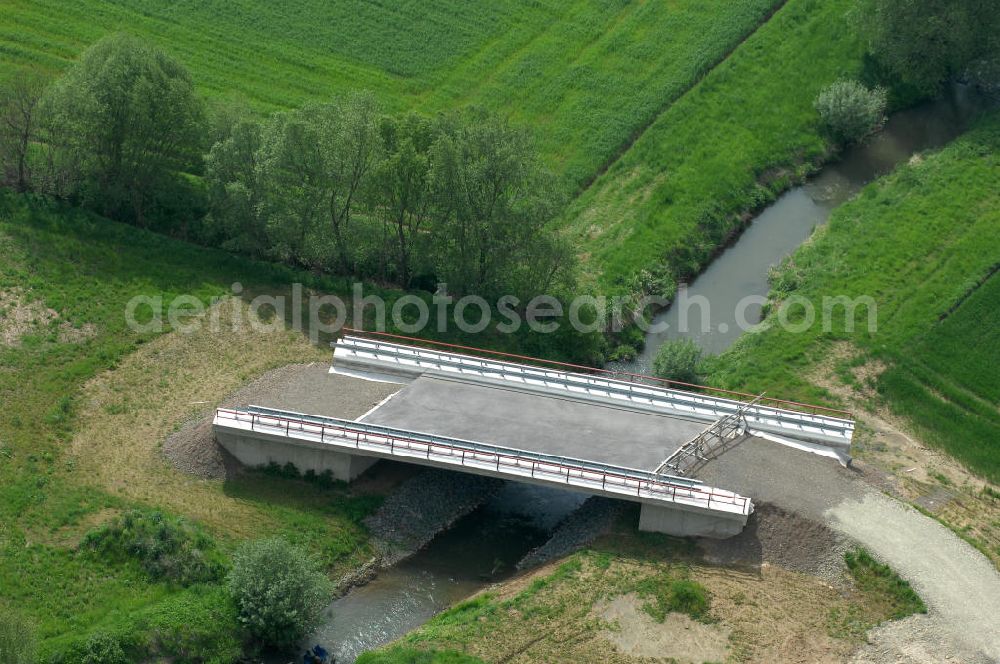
[626, 83, 989, 368]
[308, 483, 586, 663]
[301, 84, 989, 663]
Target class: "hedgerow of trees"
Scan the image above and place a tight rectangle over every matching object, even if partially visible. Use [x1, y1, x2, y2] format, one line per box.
[861, 0, 1000, 96]
[0, 33, 572, 303]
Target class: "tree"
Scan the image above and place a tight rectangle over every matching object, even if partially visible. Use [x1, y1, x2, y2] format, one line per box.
[0, 71, 47, 192]
[204, 117, 268, 257]
[652, 338, 702, 384]
[862, 0, 1000, 94]
[0, 608, 35, 664]
[815, 80, 887, 145]
[306, 93, 382, 274]
[256, 110, 328, 267]
[430, 109, 568, 299]
[370, 112, 437, 286]
[227, 537, 332, 650]
[44, 33, 204, 225]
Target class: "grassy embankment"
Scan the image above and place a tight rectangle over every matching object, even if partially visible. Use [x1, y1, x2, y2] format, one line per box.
[359, 512, 923, 663]
[706, 115, 1000, 484]
[1, 0, 780, 189]
[0, 190, 599, 656]
[560, 0, 864, 297]
[0, 192, 386, 656]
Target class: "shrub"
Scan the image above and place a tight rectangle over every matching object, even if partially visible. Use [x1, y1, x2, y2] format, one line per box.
[844, 548, 926, 619]
[227, 537, 333, 650]
[48, 632, 134, 664]
[78, 633, 129, 664]
[635, 574, 712, 622]
[815, 80, 888, 145]
[607, 344, 638, 363]
[82, 509, 226, 585]
[0, 609, 36, 664]
[652, 338, 703, 384]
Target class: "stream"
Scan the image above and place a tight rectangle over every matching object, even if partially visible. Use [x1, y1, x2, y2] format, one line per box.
[299, 84, 989, 663]
[624, 83, 990, 369]
[308, 483, 586, 663]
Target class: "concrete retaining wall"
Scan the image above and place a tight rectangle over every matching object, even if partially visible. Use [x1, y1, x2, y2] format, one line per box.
[639, 503, 746, 538]
[215, 429, 377, 481]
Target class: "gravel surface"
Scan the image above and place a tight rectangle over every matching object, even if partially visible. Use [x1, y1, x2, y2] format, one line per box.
[364, 468, 504, 565]
[697, 436, 1000, 662]
[516, 497, 623, 570]
[830, 493, 1000, 663]
[699, 502, 849, 582]
[163, 363, 400, 479]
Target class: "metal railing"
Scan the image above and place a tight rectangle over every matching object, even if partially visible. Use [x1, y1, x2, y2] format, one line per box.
[655, 394, 763, 476]
[334, 335, 855, 442]
[214, 406, 752, 515]
[338, 327, 853, 419]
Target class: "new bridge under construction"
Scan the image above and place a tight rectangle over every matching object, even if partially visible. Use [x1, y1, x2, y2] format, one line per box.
[213, 330, 855, 538]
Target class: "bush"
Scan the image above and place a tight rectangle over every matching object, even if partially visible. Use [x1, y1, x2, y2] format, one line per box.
[844, 548, 926, 619]
[78, 633, 129, 664]
[0, 609, 36, 664]
[48, 632, 134, 664]
[651, 338, 703, 384]
[635, 574, 712, 622]
[227, 537, 333, 651]
[815, 80, 888, 145]
[82, 509, 226, 586]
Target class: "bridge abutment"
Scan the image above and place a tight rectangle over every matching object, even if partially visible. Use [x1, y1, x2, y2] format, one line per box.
[638, 503, 746, 538]
[215, 429, 377, 481]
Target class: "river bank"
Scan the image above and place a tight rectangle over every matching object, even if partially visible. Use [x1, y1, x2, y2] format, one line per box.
[614, 83, 990, 369]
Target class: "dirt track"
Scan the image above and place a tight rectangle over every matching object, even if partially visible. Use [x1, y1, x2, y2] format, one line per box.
[699, 437, 1000, 663]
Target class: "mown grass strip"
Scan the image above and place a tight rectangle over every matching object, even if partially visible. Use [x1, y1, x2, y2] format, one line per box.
[561, 0, 864, 293]
[706, 114, 1000, 480]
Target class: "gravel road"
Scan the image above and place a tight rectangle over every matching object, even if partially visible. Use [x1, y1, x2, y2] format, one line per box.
[698, 436, 1000, 663]
[831, 493, 1000, 663]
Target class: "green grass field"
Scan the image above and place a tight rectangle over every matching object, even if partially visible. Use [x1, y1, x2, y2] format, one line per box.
[0, 193, 379, 654]
[706, 114, 1000, 480]
[0, 189, 605, 655]
[560, 0, 864, 293]
[1, 0, 780, 189]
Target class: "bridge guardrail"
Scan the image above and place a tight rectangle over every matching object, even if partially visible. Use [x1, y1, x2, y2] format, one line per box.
[334, 334, 854, 447]
[338, 327, 853, 420]
[214, 407, 752, 516]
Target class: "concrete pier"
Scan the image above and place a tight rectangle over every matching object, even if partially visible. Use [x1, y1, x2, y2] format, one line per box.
[638, 503, 746, 538]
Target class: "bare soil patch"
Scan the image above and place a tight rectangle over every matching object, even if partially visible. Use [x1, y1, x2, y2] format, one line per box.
[700, 502, 847, 582]
[0, 288, 58, 346]
[595, 592, 730, 662]
[0, 288, 97, 347]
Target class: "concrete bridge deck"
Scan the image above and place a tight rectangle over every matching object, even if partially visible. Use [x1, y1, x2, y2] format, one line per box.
[332, 334, 855, 457]
[363, 374, 706, 471]
[213, 404, 752, 537]
[212, 333, 856, 539]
